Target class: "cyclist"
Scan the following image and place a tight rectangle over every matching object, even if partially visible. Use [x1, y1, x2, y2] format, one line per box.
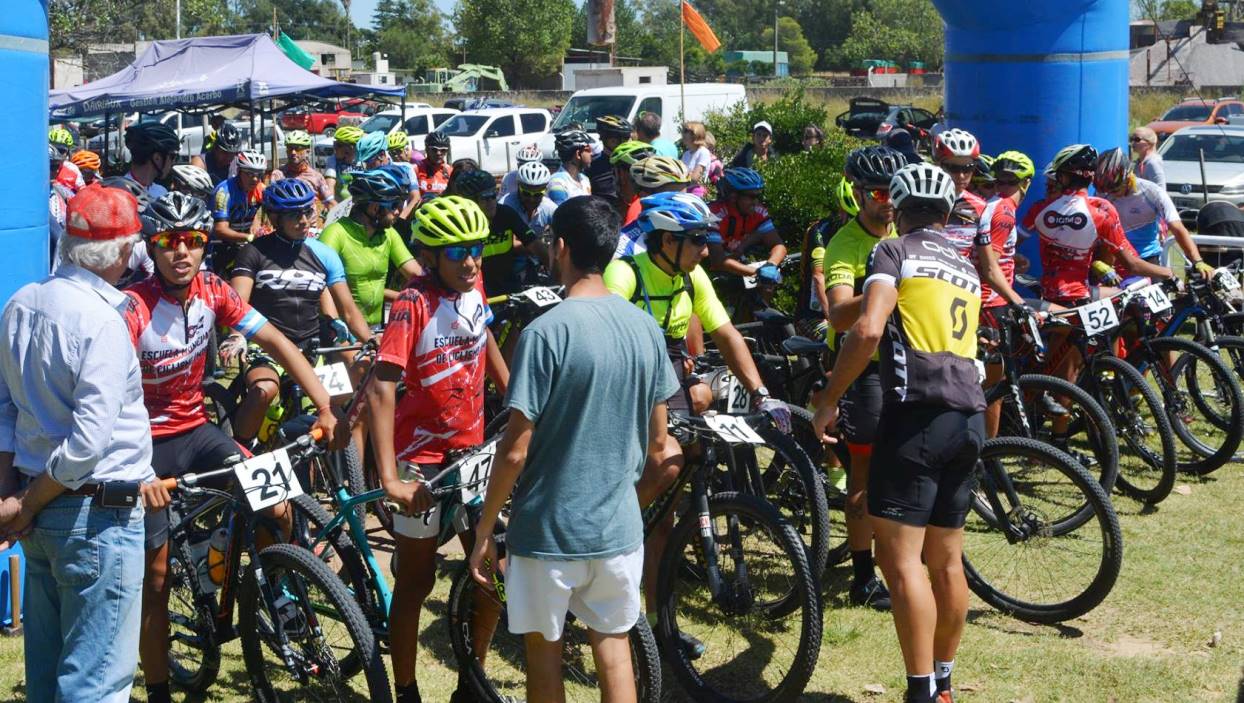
[192, 121, 242, 186]
[547, 128, 594, 205]
[499, 160, 557, 233]
[498, 143, 543, 199]
[171, 164, 215, 199]
[125, 122, 180, 199]
[387, 130, 423, 216]
[364, 196, 508, 703]
[930, 129, 985, 257]
[822, 145, 908, 609]
[210, 149, 268, 276]
[452, 168, 538, 295]
[796, 176, 860, 338]
[124, 192, 338, 703]
[603, 193, 790, 654]
[969, 155, 996, 201]
[49, 127, 85, 192]
[586, 114, 633, 201]
[416, 131, 453, 200]
[325, 123, 365, 202]
[69, 149, 100, 187]
[707, 167, 785, 284]
[48, 145, 70, 265]
[1094, 146, 1212, 276]
[271, 129, 335, 211]
[613, 155, 690, 259]
[227, 177, 372, 444]
[609, 139, 658, 224]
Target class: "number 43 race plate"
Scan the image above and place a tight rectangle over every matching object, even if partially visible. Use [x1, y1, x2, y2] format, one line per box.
[233, 448, 305, 511]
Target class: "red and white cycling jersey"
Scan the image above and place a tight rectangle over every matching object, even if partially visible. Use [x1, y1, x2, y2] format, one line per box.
[975, 195, 1019, 308]
[1021, 189, 1128, 304]
[377, 275, 493, 464]
[941, 190, 986, 257]
[123, 273, 267, 437]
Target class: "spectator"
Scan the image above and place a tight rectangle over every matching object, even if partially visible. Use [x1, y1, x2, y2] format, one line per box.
[704, 131, 725, 186]
[0, 186, 167, 703]
[680, 121, 713, 198]
[635, 111, 680, 158]
[729, 121, 780, 169]
[469, 195, 679, 703]
[885, 128, 923, 165]
[1131, 126, 1165, 189]
[802, 124, 826, 151]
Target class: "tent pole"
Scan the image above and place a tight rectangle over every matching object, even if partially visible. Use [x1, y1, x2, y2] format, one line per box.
[103, 109, 110, 172]
[269, 99, 277, 168]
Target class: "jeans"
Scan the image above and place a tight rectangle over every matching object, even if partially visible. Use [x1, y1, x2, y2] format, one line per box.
[21, 494, 145, 703]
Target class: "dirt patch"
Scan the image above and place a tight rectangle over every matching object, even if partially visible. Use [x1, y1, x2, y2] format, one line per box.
[1088, 634, 1176, 658]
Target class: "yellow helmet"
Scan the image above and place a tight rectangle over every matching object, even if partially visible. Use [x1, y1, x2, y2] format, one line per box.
[630, 156, 689, 190]
[413, 195, 490, 247]
[388, 130, 410, 151]
[610, 140, 656, 167]
[993, 150, 1036, 180]
[48, 126, 75, 147]
[334, 125, 365, 145]
[836, 177, 860, 216]
[284, 130, 313, 148]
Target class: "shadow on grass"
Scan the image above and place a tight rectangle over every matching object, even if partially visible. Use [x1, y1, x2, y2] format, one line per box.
[966, 608, 1084, 639]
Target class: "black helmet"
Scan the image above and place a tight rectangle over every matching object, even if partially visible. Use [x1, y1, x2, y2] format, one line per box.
[99, 175, 152, 213]
[425, 131, 450, 151]
[451, 168, 497, 199]
[348, 169, 405, 205]
[555, 129, 592, 158]
[1050, 144, 1098, 178]
[594, 115, 633, 139]
[142, 191, 211, 236]
[125, 122, 181, 156]
[49, 143, 66, 163]
[845, 145, 908, 188]
[215, 122, 243, 153]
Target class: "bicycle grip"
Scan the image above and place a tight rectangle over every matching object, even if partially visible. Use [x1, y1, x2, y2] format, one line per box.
[160, 477, 178, 491]
[310, 427, 325, 442]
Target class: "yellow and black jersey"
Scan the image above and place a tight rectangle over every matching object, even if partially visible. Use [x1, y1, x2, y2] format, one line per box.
[863, 228, 987, 413]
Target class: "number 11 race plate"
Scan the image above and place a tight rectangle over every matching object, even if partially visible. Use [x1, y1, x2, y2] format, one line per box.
[233, 448, 305, 511]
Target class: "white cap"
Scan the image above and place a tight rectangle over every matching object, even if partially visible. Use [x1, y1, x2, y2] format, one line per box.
[752, 121, 773, 134]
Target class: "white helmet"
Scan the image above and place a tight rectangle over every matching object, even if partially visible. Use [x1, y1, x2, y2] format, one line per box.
[172, 164, 214, 197]
[890, 163, 956, 213]
[517, 161, 552, 188]
[516, 144, 543, 164]
[934, 128, 980, 161]
[235, 149, 268, 173]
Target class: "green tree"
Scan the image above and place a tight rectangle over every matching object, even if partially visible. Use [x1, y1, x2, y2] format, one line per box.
[370, 0, 451, 71]
[760, 16, 817, 75]
[233, 0, 352, 45]
[1154, 0, 1199, 20]
[832, 0, 943, 69]
[453, 0, 575, 88]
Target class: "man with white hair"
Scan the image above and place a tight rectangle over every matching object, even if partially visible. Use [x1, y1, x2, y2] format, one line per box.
[0, 185, 166, 703]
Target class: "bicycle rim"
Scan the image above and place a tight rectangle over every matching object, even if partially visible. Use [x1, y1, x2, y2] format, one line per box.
[1159, 337, 1244, 474]
[1085, 356, 1176, 504]
[166, 540, 221, 693]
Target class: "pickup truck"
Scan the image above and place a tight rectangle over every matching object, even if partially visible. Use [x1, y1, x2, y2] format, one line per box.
[280, 99, 378, 136]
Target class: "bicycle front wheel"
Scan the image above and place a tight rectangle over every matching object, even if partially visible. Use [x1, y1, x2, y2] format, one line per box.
[1147, 336, 1244, 475]
[1082, 355, 1177, 504]
[963, 437, 1123, 625]
[657, 492, 821, 703]
[238, 543, 392, 703]
[166, 538, 221, 693]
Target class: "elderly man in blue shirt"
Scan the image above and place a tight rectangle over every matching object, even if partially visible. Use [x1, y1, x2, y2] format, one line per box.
[0, 185, 168, 703]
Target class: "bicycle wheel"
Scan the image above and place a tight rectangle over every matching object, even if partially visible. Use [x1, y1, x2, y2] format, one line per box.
[1146, 336, 1244, 475]
[288, 494, 382, 632]
[788, 406, 850, 568]
[1081, 355, 1177, 504]
[238, 543, 392, 703]
[306, 441, 367, 519]
[447, 565, 662, 703]
[166, 538, 221, 693]
[656, 492, 821, 703]
[963, 437, 1123, 624]
[987, 374, 1120, 493]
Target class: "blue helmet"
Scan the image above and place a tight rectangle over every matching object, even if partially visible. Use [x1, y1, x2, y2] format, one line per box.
[356, 131, 389, 164]
[263, 177, 316, 212]
[722, 167, 764, 193]
[376, 162, 413, 193]
[638, 192, 719, 239]
[348, 168, 405, 205]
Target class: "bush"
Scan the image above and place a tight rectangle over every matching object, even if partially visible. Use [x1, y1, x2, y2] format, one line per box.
[705, 87, 831, 160]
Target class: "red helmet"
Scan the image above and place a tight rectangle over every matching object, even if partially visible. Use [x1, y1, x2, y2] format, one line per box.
[66, 185, 142, 240]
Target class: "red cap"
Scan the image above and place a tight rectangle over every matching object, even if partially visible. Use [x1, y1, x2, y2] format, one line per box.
[66, 185, 141, 240]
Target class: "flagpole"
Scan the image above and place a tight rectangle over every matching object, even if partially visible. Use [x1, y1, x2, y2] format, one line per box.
[679, 0, 686, 123]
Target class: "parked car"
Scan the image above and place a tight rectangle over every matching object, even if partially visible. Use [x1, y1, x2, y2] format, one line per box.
[435, 107, 552, 175]
[444, 98, 515, 112]
[311, 107, 459, 168]
[1147, 98, 1244, 143]
[835, 97, 893, 138]
[280, 98, 379, 136]
[1158, 124, 1244, 227]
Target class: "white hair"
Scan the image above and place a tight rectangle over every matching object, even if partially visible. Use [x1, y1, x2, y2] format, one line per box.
[59, 233, 139, 270]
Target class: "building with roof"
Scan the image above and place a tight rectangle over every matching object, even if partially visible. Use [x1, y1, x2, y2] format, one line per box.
[1130, 23, 1244, 87]
[294, 39, 352, 81]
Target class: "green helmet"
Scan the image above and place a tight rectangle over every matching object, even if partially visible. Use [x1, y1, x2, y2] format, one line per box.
[610, 140, 656, 167]
[836, 177, 859, 217]
[48, 126, 75, 148]
[334, 124, 365, 145]
[413, 195, 490, 248]
[285, 130, 313, 148]
[388, 130, 410, 151]
[993, 150, 1035, 180]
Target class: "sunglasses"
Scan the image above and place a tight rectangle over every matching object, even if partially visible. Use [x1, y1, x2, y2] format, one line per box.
[864, 187, 890, 202]
[1129, 136, 1146, 143]
[440, 243, 485, 262]
[519, 187, 546, 197]
[675, 230, 712, 247]
[995, 177, 1022, 187]
[281, 206, 316, 220]
[478, 192, 497, 201]
[943, 163, 976, 174]
[151, 230, 209, 250]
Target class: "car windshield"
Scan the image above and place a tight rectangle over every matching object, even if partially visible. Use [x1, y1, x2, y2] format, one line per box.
[360, 113, 400, 133]
[550, 95, 637, 132]
[1160, 133, 1244, 163]
[437, 114, 490, 137]
[1161, 104, 1213, 121]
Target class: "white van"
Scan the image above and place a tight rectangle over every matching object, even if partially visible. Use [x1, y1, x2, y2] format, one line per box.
[540, 83, 748, 160]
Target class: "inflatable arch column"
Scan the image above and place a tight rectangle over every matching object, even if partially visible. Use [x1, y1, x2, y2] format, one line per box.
[2, 1, 49, 303]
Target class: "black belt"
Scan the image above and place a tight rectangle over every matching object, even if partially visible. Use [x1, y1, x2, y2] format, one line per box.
[26, 474, 143, 509]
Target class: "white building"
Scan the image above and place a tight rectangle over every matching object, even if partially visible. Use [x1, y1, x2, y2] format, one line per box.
[561, 63, 668, 91]
[295, 40, 353, 81]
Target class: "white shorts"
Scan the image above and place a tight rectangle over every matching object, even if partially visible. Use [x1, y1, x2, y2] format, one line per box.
[392, 461, 442, 540]
[505, 546, 644, 642]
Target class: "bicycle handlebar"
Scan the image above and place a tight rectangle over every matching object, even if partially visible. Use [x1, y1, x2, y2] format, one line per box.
[159, 427, 325, 492]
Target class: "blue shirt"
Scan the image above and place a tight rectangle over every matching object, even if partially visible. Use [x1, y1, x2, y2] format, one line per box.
[547, 167, 592, 205]
[211, 176, 259, 233]
[650, 138, 680, 158]
[1105, 177, 1180, 260]
[499, 192, 556, 232]
[504, 295, 679, 560]
[0, 265, 154, 487]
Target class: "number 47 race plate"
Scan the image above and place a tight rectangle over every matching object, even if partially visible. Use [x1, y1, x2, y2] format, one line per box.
[233, 448, 305, 511]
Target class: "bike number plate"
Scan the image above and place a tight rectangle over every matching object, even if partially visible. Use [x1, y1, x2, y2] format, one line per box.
[1139, 283, 1172, 313]
[1077, 298, 1120, 336]
[233, 448, 304, 511]
[704, 414, 765, 445]
[1219, 270, 1242, 291]
[725, 375, 751, 413]
[516, 286, 561, 307]
[457, 440, 499, 503]
[742, 275, 759, 290]
[314, 362, 353, 397]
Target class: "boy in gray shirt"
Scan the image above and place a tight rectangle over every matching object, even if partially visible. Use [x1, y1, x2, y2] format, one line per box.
[470, 196, 678, 703]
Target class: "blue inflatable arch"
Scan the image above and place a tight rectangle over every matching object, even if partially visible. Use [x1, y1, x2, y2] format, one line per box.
[3, 1, 50, 304]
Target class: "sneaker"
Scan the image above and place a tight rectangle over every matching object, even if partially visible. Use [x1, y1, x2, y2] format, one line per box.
[667, 630, 706, 660]
[1040, 392, 1070, 417]
[849, 575, 892, 611]
[936, 690, 954, 703]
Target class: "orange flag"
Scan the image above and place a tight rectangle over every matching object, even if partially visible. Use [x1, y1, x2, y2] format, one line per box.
[681, 1, 722, 53]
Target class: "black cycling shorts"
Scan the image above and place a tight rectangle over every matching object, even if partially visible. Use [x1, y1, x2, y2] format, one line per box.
[145, 422, 246, 550]
[868, 403, 985, 529]
[838, 367, 882, 449]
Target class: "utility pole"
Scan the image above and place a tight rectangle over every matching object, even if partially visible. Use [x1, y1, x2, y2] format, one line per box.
[773, 4, 779, 76]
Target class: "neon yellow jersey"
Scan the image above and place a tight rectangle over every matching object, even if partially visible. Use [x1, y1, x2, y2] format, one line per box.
[603, 252, 731, 340]
[318, 217, 414, 326]
[822, 217, 897, 353]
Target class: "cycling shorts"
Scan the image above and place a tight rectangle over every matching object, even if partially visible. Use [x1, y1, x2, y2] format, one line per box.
[838, 367, 882, 449]
[146, 422, 247, 550]
[868, 403, 985, 529]
[392, 461, 458, 540]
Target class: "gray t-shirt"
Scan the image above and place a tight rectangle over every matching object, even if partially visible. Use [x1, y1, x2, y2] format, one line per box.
[505, 294, 680, 560]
